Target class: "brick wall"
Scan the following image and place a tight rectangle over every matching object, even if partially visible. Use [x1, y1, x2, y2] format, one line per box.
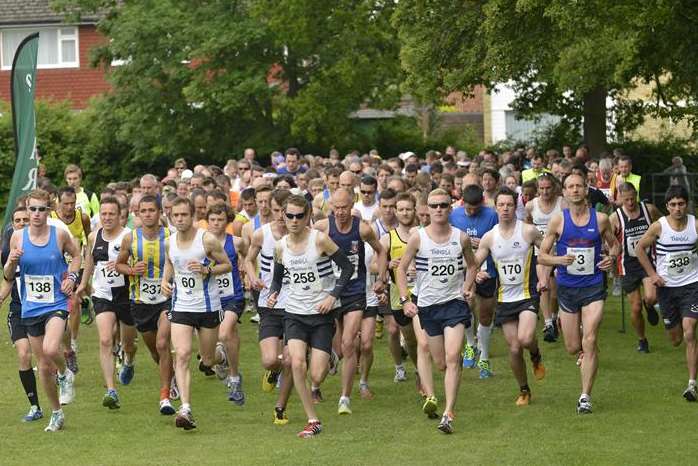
[444, 86, 485, 113]
[0, 25, 111, 109]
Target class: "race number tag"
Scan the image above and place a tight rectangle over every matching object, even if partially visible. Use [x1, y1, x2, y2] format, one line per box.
[290, 265, 323, 293]
[177, 272, 203, 295]
[430, 257, 458, 289]
[627, 236, 642, 258]
[566, 247, 594, 276]
[497, 258, 524, 285]
[216, 272, 235, 297]
[667, 251, 695, 278]
[140, 277, 163, 302]
[333, 254, 359, 280]
[95, 261, 125, 288]
[25, 275, 54, 304]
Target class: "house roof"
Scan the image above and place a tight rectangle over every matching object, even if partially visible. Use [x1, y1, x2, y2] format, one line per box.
[0, 0, 100, 26]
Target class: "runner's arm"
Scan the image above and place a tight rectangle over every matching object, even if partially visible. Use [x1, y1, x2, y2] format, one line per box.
[395, 231, 419, 301]
[114, 233, 133, 275]
[537, 214, 572, 267]
[76, 231, 96, 297]
[203, 232, 232, 275]
[636, 222, 661, 281]
[317, 232, 353, 298]
[465, 232, 485, 294]
[361, 221, 387, 284]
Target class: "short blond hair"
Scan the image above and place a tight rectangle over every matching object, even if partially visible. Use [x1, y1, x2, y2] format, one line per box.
[27, 188, 51, 205]
[428, 188, 451, 201]
[64, 164, 82, 178]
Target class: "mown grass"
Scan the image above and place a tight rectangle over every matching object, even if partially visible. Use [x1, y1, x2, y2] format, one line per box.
[0, 295, 693, 465]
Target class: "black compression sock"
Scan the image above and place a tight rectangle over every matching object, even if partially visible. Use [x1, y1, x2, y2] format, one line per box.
[19, 369, 40, 407]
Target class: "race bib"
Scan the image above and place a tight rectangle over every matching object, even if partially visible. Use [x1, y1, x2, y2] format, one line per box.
[626, 235, 642, 258]
[333, 254, 359, 280]
[289, 265, 323, 293]
[429, 257, 459, 289]
[25, 275, 54, 304]
[176, 271, 204, 296]
[566, 247, 594, 276]
[497, 258, 524, 285]
[667, 251, 695, 278]
[140, 277, 163, 303]
[95, 261, 125, 288]
[216, 272, 235, 297]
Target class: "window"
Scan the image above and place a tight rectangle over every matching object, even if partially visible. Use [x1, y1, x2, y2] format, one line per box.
[1, 26, 79, 70]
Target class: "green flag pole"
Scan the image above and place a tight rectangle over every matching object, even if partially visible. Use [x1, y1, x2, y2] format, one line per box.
[4, 32, 40, 228]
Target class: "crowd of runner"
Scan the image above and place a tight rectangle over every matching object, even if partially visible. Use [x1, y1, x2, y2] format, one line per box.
[3, 144, 697, 437]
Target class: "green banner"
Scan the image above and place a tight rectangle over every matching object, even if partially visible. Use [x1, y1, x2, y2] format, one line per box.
[4, 32, 40, 227]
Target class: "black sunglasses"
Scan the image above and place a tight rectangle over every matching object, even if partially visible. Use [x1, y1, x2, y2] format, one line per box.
[285, 212, 306, 220]
[360, 190, 375, 195]
[428, 202, 450, 210]
[28, 206, 49, 212]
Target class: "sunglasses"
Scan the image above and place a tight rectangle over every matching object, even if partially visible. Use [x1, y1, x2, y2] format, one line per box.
[28, 206, 49, 212]
[285, 212, 306, 220]
[428, 203, 450, 210]
[351, 170, 362, 175]
[360, 190, 375, 195]
[239, 167, 250, 171]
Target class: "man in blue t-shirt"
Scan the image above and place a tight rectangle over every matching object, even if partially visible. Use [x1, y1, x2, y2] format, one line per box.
[450, 184, 498, 378]
[275, 148, 307, 177]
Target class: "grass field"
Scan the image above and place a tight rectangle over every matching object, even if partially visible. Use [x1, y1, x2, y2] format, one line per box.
[0, 295, 695, 465]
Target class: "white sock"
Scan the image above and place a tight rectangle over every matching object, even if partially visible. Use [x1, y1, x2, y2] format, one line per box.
[359, 379, 367, 386]
[545, 318, 553, 326]
[465, 325, 475, 347]
[339, 395, 350, 403]
[395, 364, 405, 370]
[690, 379, 696, 386]
[311, 385, 319, 391]
[580, 393, 590, 401]
[477, 323, 493, 360]
[53, 408, 63, 415]
[182, 403, 191, 412]
[230, 375, 240, 383]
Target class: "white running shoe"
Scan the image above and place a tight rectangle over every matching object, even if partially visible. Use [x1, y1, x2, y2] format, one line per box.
[214, 343, 229, 380]
[394, 365, 407, 383]
[44, 410, 65, 432]
[58, 369, 75, 405]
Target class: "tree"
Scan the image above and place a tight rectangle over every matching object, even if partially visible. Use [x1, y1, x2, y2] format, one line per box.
[52, 0, 402, 163]
[393, 0, 698, 156]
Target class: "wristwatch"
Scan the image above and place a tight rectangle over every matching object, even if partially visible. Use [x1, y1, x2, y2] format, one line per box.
[400, 296, 410, 305]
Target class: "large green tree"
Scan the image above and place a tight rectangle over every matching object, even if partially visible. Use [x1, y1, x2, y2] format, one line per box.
[394, 0, 698, 155]
[53, 0, 402, 164]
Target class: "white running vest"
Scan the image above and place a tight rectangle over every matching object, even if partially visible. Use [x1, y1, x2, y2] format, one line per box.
[489, 221, 536, 303]
[170, 229, 221, 313]
[354, 201, 378, 222]
[257, 224, 288, 309]
[414, 227, 465, 307]
[280, 229, 336, 316]
[655, 215, 698, 288]
[365, 243, 378, 307]
[530, 196, 562, 255]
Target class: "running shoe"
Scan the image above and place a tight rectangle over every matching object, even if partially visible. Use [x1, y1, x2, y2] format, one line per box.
[637, 339, 650, 354]
[338, 398, 352, 415]
[198, 360, 215, 376]
[359, 383, 374, 400]
[228, 376, 245, 406]
[311, 388, 323, 404]
[80, 297, 93, 325]
[118, 363, 135, 385]
[328, 350, 339, 376]
[375, 316, 384, 339]
[58, 369, 75, 405]
[543, 324, 557, 343]
[23, 405, 43, 422]
[250, 312, 260, 323]
[531, 353, 546, 380]
[515, 390, 531, 406]
[683, 383, 697, 402]
[160, 398, 176, 415]
[44, 410, 64, 432]
[437, 412, 454, 434]
[214, 343, 229, 380]
[394, 365, 407, 383]
[478, 359, 493, 379]
[65, 349, 79, 374]
[462, 344, 478, 368]
[576, 395, 592, 414]
[297, 420, 322, 438]
[273, 406, 289, 425]
[612, 278, 621, 296]
[422, 395, 438, 418]
[644, 300, 659, 326]
[170, 376, 180, 401]
[175, 409, 197, 430]
[262, 370, 280, 392]
[102, 389, 120, 409]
